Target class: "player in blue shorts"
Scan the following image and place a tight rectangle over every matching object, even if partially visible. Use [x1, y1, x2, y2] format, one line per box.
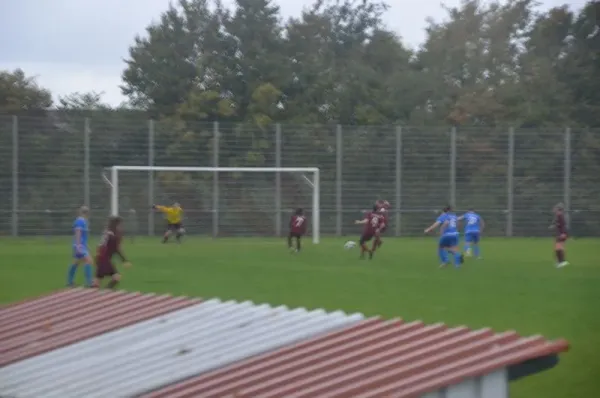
[67, 206, 93, 287]
[458, 208, 484, 259]
[424, 206, 464, 268]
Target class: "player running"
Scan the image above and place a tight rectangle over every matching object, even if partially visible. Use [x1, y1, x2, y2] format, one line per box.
[550, 203, 569, 268]
[355, 205, 384, 260]
[424, 206, 464, 268]
[67, 206, 93, 287]
[93, 216, 131, 289]
[374, 200, 390, 248]
[153, 202, 185, 243]
[458, 208, 484, 259]
[288, 208, 307, 252]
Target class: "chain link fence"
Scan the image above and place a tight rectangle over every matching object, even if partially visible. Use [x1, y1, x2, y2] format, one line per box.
[1, 113, 598, 237]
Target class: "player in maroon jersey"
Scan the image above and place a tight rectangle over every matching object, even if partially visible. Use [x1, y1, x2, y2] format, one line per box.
[355, 205, 383, 259]
[93, 216, 131, 289]
[550, 203, 569, 268]
[288, 208, 307, 252]
[375, 200, 390, 248]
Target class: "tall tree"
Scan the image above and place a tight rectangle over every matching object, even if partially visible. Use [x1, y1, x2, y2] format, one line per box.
[0, 69, 53, 113]
[0, 70, 53, 217]
[58, 91, 112, 112]
[207, 0, 287, 121]
[282, 0, 400, 124]
[121, 0, 213, 116]
[417, 0, 537, 126]
[562, 1, 600, 127]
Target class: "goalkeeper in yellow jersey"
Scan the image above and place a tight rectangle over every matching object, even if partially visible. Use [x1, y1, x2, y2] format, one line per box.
[153, 202, 185, 243]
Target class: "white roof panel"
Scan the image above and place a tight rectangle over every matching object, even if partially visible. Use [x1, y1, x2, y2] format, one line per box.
[0, 298, 364, 398]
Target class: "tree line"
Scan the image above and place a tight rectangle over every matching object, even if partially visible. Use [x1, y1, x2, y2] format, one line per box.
[1, 0, 599, 236]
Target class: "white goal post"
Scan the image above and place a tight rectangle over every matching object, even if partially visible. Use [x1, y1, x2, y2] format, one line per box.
[105, 166, 321, 243]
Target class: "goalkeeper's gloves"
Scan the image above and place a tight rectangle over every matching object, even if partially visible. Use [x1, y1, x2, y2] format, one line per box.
[152, 204, 157, 209]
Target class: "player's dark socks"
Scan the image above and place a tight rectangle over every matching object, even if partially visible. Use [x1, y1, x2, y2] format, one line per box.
[296, 237, 301, 252]
[162, 235, 169, 243]
[360, 243, 370, 259]
[556, 249, 565, 262]
[369, 250, 374, 260]
[107, 280, 119, 289]
[370, 239, 379, 253]
[176, 233, 182, 243]
[287, 236, 292, 248]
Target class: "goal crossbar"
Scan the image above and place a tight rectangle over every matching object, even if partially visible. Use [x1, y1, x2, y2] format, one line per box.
[107, 166, 321, 243]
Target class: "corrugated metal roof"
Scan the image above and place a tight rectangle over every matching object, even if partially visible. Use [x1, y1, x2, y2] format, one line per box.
[0, 296, 364, 398]
[142, 319, 569, 398]
[0, 288, 199, 367]
[0, 288, 72, 311]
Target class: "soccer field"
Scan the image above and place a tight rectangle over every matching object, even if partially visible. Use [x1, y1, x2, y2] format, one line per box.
[1, 236, 599, 397]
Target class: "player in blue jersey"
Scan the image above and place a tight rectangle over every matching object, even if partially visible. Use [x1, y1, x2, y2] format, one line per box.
[67, 206, 93, 287]
[458, 208, 484, 259]
[424, 206, 464, 268]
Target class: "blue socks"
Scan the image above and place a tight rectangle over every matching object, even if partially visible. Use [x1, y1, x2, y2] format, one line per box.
[67, 263, 93, 286]
[465, 243, 481, 257]
[83, 264, 93, 286]
[439, 248, 463, 267]
[67, 264, 77, 286]
[438, 248, 448, 264]
[453, 252, 462, 267]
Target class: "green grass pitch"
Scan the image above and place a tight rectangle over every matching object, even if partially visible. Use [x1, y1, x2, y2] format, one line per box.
[1, 236, 599, 397]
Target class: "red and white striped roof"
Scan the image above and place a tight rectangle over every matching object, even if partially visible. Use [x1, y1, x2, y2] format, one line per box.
[0, 289, 569, 398]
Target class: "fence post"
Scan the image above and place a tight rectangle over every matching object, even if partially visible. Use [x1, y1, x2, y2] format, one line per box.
[395, 126, 402, 237]
[275, 124, 282, 236]
[212, 121, 220, 238]
[336, 124, 343, 236]
[12, 115, 18, 237]
[564, 127, 571, 226]
[84, 118, 91, 209]
[449, 126, 457, 207]
[148, 119, 155, 236]
[507, 127, 515, 237]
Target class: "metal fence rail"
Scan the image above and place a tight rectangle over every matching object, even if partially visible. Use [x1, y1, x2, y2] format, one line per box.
[1, 114, 598, 237]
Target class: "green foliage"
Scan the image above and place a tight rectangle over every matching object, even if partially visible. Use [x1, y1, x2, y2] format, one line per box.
[0, 69, 52, 112]
[248, 83, 282, 127]
[115, 0, 599, 128]
[1, 0, 599, 235]
[121, 0, 211, 116]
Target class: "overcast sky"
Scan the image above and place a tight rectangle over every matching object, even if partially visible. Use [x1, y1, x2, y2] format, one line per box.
[0, 0, 586, 106]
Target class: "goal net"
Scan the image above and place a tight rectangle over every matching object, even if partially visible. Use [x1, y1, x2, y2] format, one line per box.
[103, 166, 321, 243]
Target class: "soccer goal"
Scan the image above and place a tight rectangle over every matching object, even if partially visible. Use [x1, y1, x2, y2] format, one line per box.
[103, 166, 321, 243]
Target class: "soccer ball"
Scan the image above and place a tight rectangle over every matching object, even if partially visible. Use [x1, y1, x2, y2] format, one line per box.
[344, 241, 357, 249]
